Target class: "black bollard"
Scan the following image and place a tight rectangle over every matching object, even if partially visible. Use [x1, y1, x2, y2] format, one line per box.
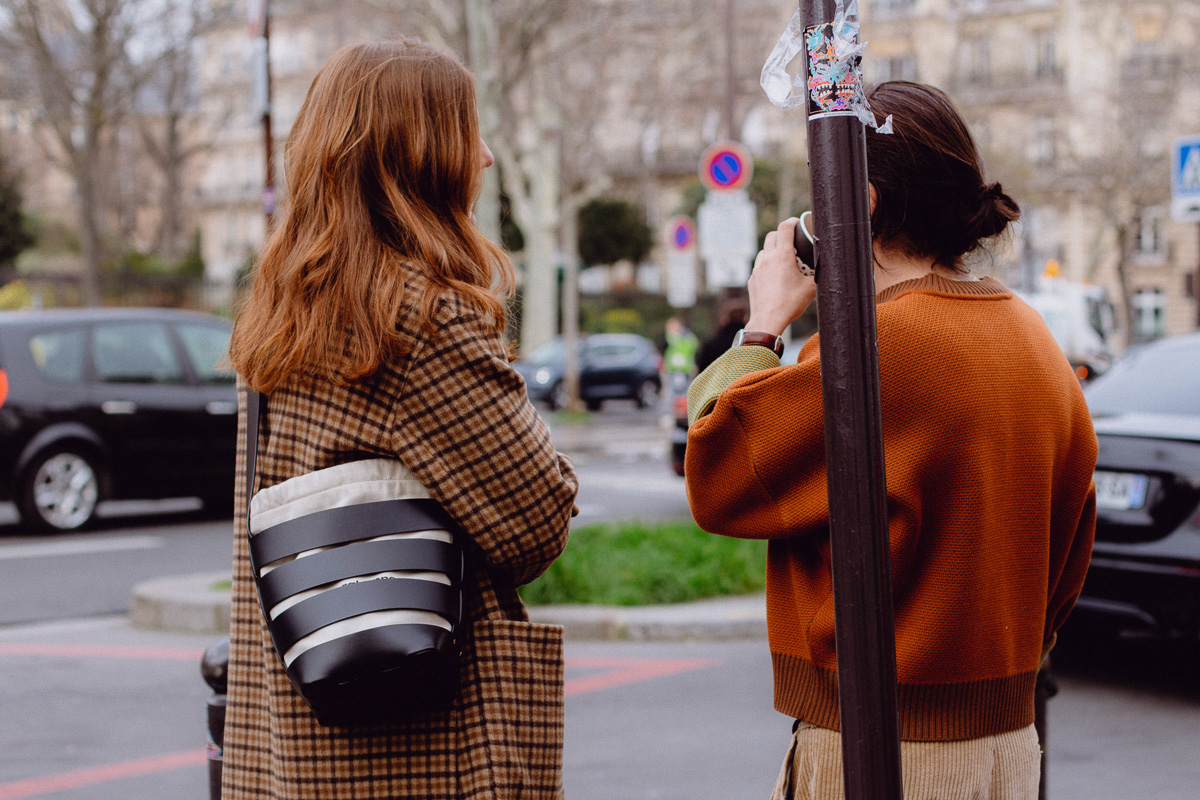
[201, 638, 230, 800]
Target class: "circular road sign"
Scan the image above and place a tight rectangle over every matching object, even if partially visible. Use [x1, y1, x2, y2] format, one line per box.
[699, 142, 753, 193]
[668, 216, 696, 251]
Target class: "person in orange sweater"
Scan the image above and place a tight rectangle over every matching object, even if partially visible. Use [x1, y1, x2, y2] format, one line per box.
[685, 82, 1097, 800]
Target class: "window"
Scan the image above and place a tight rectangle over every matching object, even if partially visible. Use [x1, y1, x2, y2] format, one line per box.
[92, 323, 184, 384]
[1029, 117, 1055, 165]
[28, 329, 86, 383]
[875, 55, 918, 83]
[1134, 207, 1165, 258]
[1033, 30, 1058, 79]
[176, 323, 234, 384]
[1132, 288, 1166, 340]
[963, 38, 990, 85]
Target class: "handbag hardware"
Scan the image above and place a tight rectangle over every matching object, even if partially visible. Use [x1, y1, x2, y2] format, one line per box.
[245, 389, 465, 726]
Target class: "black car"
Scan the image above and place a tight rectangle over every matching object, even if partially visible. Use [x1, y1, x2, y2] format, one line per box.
[1076, 331, 1200, 638]
[513, 334, 662, 411]
[0, 308, 237, 531]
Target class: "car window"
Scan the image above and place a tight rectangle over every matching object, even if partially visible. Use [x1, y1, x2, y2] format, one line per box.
[1084, 339, 1200, 416]
[589, 344, 639, 359]
[28, 328, 87, 383]
[176, 323, 234, 384]
[527, 340, 565, 365]
[92, 322, 184, 384]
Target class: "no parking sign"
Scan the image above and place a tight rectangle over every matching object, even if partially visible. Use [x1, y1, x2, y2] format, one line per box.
[699, 142, 753, 193]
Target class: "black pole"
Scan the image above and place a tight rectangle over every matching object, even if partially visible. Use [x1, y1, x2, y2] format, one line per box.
[798, 2, 903, 798]
[202, 638, 230, 800]
[1034, 659, 1058, 800]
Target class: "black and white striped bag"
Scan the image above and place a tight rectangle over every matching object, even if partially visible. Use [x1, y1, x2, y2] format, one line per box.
[244, 391, 464, 727]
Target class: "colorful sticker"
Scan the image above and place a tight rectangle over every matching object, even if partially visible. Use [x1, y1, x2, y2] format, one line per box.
[806, 23, 861, 116]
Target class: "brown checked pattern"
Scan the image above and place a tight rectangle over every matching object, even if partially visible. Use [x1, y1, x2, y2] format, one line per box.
[223, 263, 579, 800]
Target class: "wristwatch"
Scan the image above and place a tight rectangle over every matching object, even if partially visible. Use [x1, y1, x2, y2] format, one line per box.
[732, 329, 785, 357]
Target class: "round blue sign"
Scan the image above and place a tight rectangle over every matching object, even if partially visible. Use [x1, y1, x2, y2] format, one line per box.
[700, 142, 753, 192]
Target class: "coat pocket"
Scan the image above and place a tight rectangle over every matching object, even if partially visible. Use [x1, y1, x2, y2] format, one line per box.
[459, 618, 565, 800]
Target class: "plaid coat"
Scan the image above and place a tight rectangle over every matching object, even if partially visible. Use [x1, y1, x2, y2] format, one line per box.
[222, 267, 579, 800]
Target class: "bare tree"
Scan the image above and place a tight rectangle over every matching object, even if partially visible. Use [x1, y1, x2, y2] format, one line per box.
[133, 0, 218, 263]
[0, 0, 139, 305]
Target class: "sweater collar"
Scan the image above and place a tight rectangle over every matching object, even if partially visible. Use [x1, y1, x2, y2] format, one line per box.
[876, 273, 1010, 304]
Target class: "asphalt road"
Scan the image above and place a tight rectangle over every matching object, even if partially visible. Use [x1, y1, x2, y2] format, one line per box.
[0, 621, 1197, 800]
[0, 405, 689, 626]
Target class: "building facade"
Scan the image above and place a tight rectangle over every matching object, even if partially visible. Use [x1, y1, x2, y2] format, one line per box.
[863, 0, 1200, 343]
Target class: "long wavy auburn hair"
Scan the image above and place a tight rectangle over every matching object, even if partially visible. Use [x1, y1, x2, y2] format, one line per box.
[230, 41, 514, 393]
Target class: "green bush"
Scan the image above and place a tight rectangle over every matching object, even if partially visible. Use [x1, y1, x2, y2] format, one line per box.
[577, 197, 653, 267]
[520, 519, 766, 606]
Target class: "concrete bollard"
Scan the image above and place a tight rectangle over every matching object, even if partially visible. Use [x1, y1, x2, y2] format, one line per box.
[201, 638, 230, 800]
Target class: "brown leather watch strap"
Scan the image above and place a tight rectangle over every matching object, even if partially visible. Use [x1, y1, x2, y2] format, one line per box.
[733, 329, 785, 356]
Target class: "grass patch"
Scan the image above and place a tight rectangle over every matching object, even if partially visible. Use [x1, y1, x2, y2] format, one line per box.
[520, 519, 766, 606]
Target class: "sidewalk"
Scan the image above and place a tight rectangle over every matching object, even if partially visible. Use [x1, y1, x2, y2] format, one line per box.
[128, 573, 767, 641]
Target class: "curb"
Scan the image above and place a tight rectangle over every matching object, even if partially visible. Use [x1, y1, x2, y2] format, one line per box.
[129, 572, 231, 635]
[129, 574, 767, 641]
[529, 594, 767, 641]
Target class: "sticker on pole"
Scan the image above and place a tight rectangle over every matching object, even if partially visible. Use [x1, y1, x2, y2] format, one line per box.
[806, 23, 859, 116]
[699, 142, 753, 193]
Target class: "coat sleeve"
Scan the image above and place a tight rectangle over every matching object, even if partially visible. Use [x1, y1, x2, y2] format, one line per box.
[390, 308, 579, 588]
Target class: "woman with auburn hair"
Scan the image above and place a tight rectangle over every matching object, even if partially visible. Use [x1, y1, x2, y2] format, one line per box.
[685, 82, 1096, 799]
[224, 41, 578, 800]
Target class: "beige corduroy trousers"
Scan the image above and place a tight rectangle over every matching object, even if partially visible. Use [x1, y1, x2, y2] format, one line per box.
[769, 722, 1041, 800]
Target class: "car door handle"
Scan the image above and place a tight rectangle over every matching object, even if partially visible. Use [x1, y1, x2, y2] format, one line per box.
[205, 401, 238, 415]
[101, 400, 137, 415]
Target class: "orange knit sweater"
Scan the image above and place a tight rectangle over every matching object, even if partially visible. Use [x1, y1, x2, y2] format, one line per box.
[685, 274, 1097, 741]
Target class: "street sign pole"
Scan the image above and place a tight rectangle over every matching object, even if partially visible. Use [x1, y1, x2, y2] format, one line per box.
[249, 0, 275, 234]
[1170, 137, 1200, 326]
[799, 1, 903, 798]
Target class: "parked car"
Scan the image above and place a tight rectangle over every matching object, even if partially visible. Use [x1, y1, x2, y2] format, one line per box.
[1076, 331, 1200, 638]
[513, 334, 662, 411]
[0, 308, 237, 531]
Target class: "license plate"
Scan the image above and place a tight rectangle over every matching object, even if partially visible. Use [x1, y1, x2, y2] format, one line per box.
[1094, 471, 1149, 511]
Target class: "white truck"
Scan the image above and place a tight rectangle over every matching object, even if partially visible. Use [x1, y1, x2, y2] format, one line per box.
[1013, 276, 1118, 381]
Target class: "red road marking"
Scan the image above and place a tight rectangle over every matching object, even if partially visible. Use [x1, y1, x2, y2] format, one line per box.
[0, 750, 207, 800]
[0, 644, 204, 661]
[565, 657, 720, 696]
[0, 648, 721, 798]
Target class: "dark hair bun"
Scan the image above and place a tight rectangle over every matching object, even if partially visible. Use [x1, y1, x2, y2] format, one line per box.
[971, 182, 1021, 241]
[864, 82, 1022, 267]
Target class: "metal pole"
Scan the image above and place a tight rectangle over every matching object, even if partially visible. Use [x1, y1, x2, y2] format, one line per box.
[799, 1, 903, 798]
[1034, 660, 1058, 800]
[724, 0, 736, 140]
[261, 3, 276, 234]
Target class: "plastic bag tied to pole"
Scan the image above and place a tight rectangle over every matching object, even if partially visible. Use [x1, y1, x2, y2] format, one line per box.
[760, 0, 893, 134]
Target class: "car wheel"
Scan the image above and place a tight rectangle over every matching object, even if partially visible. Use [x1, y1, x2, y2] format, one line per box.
[548, 381, 568, 411]
[635, 378, 659, 409]
[18, 447, 102, 532]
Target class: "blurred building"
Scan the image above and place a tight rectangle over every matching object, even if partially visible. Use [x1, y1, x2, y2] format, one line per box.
[190, 0, 1198, 341]
[863, 0, 1200, 342]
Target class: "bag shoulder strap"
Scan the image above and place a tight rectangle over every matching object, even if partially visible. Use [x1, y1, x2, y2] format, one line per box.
[245, 389, 262, 536]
